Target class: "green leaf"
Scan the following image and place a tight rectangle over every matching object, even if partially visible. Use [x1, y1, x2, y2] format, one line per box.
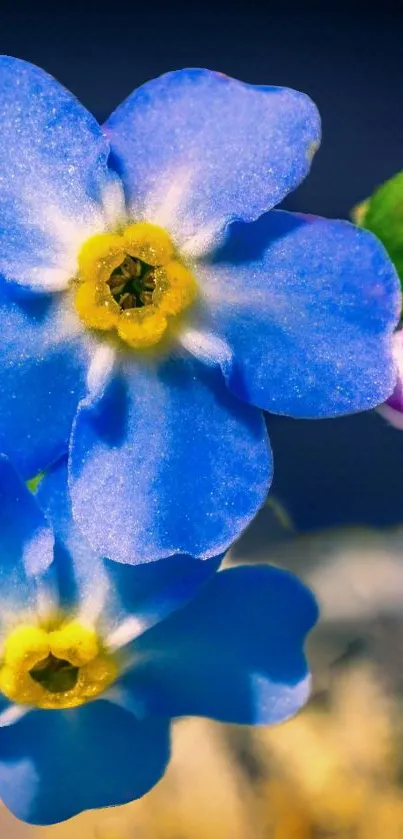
[357, 170, 403, 290]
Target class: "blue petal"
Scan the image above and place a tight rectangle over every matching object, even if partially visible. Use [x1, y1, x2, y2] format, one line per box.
[104, 555, 222, 642]
[36, 456, 108, 616]
[0, 56, 123, 292]
[0, 456, 54, 619]
[0, 281, 89, 478]
[70, 356, 271, 564]
[0, 701, 170, 825]
[123, 566, 318, 725]
[195, 211, 401, 416]
[37, 457, 221, 635]
[105, 70, 320, 252]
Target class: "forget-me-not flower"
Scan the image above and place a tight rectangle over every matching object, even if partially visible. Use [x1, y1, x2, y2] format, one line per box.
[0, 57, 400, 565]
[0, 455, 317, 824]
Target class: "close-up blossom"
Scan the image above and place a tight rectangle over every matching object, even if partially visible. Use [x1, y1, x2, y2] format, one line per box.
[0, 57, 400, 565]
[0, 0, 400, 835]
[0, 455, 316, 825]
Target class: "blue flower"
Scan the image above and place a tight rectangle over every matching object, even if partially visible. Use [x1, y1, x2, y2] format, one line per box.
[0, 57, 400, 565]
[0, 455, 317, 825]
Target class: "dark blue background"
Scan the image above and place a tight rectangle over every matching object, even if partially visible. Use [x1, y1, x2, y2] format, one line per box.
[2, 0, 402, 528]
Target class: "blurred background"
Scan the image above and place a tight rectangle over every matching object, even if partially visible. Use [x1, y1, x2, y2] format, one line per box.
[2, 1, 403, 835]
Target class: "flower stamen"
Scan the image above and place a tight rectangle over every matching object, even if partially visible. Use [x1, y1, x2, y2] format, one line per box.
[30, 654, 79, 693]
[107, 256, 157, 310]
[0, 621, 117, 709]
[74, 223, 197, 350]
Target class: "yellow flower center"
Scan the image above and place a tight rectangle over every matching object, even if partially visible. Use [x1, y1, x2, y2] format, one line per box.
[74, 222, 198, 349]
[0, 621, 117, 709]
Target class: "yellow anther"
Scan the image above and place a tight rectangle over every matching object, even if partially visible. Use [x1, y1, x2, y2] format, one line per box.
[157, 261, 198, 316]
[117, 307, 168, 349]
[0, 620, 118, 710]
[75, 281, 120, 331]
[3, 625, 49, 669]
[80, 655, 118, 698]
[0, 665, 43, 705]
[78, 233, 125, 284]
[124, 222, 174, 266]
[49, 621, 99, 667]
[38, 686, 89, 710]
[74, 224, 198, 350]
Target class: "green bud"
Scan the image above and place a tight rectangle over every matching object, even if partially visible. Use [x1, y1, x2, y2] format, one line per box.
[354, 170, 403, 291]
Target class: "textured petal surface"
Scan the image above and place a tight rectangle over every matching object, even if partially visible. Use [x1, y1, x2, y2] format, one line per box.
[105, 69, 320, 253]
[36, 456, 109, 619]
[0, 701, 170, 825]
[0, 281, 89, 478]
[0, 56, 123, 291]
[70, 356, 271, 564]
[37, 458, 221, 638]
[123, 566, 318, 725]
[0, 457, 54, 623]
[194, 211, 401, 416]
